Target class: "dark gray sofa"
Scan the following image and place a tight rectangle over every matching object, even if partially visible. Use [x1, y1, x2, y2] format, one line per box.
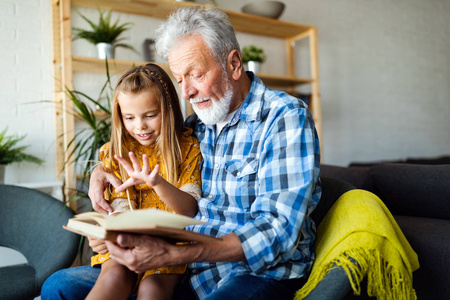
[320, 163, 450, 299]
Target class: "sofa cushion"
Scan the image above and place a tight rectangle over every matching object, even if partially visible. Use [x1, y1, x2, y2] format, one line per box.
[320, 165, 374, 191]
[370, 164, 450, 220]
[394, 215, 450, 299]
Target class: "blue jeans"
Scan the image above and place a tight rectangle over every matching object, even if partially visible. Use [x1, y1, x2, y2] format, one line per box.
[41, 265, 306, 300]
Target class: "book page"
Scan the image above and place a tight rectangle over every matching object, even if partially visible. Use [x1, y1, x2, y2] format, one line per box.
[74, 211, 107, 227]
[104, 208, 207, 230]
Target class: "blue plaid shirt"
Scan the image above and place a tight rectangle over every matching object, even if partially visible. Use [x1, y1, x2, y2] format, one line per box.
[185, 72, 321, 299]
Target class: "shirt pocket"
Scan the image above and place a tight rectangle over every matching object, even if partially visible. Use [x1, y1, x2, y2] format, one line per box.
[224, 156, 259, 178]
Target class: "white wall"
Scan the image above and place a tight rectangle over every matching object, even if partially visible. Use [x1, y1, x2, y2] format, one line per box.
[223, 0, 450, 166]
[0, 0, 56, 184]
[2, 0, 449, 187]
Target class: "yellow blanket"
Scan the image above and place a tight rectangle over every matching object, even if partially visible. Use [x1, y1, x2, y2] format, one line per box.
[295, 189, 419, 300]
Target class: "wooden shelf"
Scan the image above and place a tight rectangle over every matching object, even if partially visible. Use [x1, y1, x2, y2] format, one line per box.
[71, 0, 312, 39]
[72, 56, 172, 76]
[72, 56, 313, 88]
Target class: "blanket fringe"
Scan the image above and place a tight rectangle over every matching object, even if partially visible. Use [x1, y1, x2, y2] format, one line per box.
[295, 248, 417, 300]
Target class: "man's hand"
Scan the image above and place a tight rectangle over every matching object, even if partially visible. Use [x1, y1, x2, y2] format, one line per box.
[106, 234, 176, 273]
[105, 232, 245, 273]
[114, 152, 161, 194]
[88, 165, 122, 214]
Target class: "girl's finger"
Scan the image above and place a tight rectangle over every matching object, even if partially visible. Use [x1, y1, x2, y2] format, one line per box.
[142, 154, 150, 175]
[115, 155, 133, 173]
[129, 152, 142, 172]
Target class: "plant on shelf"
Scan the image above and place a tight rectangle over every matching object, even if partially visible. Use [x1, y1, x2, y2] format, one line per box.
[241, 45, 266, 63]
[72, 9, 136, 59]
[0, 127, 44, 183]
[61, 62, 115, 264]
[241, 45, 266, 73]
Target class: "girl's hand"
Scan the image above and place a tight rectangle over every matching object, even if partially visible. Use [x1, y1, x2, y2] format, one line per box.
[114, 152, 161, 193]
[88, 236, 108, 254]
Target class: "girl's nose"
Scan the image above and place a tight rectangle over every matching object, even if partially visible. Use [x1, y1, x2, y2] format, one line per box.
[137, 120, 147, 130]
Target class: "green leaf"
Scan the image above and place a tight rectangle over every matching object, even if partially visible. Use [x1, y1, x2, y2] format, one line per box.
[0, 127, 44, 165]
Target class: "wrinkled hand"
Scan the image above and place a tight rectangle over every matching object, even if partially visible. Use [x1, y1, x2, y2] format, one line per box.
[114, 152, 160, 193]
[106, 234, 173, 273]
[88, 165, 122, 214]
[88, 236, 108, 254]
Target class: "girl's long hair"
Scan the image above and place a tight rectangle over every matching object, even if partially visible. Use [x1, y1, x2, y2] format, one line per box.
[109, 63, 185, 186]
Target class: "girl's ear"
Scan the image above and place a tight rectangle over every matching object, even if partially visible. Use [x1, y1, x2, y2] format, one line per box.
[227, 49, 243, 81]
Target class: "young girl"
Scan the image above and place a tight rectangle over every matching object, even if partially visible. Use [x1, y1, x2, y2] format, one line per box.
[86, 63, 202, 300]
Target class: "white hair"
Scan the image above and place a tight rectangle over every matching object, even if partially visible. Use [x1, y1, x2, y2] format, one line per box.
[155, 6, 241, 68]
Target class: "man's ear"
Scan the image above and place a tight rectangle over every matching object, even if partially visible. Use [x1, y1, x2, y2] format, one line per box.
[227, 49, 243, 81]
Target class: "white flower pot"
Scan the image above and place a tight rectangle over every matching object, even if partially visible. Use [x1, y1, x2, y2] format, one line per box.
[246, 61, 262, 73]
[96, 43, 115, 59]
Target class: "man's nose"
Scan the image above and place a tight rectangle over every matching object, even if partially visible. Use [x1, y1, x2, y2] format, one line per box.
[181, 79, 196, 100]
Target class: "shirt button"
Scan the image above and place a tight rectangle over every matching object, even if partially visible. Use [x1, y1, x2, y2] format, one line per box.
[214, 163, 219, 169]
[191, 268, 197, 274]
[208, 195, 213, 199]
[236, 171, 241, 176]
[201, 216, 206, 220]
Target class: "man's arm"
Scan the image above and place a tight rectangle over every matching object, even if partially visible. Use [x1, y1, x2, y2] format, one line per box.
[232, 106, 321, 274]
[88, 165, 123, 214]
[106, 232, 245, 273]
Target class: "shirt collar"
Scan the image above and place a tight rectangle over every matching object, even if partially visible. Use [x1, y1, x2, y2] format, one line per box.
[230, 71, 266, 125]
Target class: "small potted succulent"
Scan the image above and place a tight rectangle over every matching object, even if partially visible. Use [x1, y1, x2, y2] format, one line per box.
[72, 9, 136, 59]
[0, 128, 43, 183]
[241, 45, 266, 73]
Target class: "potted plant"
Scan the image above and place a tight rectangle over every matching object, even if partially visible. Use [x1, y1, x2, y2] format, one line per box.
[0, 128, 44, 183]
[72, 9, 136, 59]
[241, 45, 266, 73]
[61, 63, 114, 264]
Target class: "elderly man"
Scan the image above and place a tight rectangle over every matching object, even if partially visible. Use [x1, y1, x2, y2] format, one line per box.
[42, 6, 321, 300]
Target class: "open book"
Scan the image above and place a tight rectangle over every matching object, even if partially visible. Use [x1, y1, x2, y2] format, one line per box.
[63, 208, 220, 243]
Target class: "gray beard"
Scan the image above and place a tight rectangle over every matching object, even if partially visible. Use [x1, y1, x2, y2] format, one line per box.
[192, 83, 233, 125]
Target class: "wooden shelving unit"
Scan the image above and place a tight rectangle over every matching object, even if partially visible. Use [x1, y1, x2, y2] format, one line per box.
[72, 56, 314, 87]
[52, 0, 322, 205]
